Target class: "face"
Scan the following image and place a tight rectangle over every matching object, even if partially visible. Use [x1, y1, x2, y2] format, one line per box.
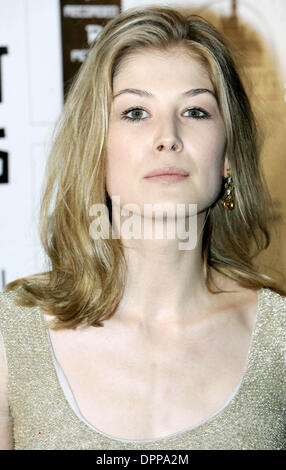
[106, 47, 228, 217]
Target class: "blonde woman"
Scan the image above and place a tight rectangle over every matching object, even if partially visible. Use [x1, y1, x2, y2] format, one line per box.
[0, 6, 285, 450]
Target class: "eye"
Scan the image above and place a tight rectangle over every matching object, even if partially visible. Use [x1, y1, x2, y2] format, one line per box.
[183, 107, 211, 119]
[121, 107, 148, 122]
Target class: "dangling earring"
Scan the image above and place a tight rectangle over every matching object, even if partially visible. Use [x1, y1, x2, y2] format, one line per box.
[221, 168, 234, 210]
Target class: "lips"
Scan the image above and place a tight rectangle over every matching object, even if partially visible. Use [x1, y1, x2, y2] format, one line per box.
[144, 166, 189, 178]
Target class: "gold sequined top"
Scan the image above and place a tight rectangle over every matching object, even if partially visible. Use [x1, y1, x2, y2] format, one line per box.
[0, 286, 285, 450]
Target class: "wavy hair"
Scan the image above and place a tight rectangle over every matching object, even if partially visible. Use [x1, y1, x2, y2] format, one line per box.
[5, 6, 286, 329]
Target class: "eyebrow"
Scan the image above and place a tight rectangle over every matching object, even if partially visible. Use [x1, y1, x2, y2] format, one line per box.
[113, 87, 216, 100]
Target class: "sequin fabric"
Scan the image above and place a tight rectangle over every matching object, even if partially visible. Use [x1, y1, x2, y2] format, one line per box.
[0, 287, 285, 450]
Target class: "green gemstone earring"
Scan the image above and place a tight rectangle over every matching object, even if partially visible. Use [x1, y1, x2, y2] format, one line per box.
[221, 168, 234, 210]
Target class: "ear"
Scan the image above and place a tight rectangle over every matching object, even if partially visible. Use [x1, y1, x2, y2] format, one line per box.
[222, 154, 230, 178]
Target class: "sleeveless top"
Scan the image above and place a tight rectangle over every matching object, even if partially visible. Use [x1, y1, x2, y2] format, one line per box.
[0, 286, 285, 450]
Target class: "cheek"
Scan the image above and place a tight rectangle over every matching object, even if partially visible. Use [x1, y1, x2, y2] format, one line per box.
[186, 125, 225, 169]
[186, 126, 226, 205]
[105, 127, 133, 194]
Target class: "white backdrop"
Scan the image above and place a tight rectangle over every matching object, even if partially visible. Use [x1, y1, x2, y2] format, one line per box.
[0, 0, 63, 288]
[0, 0, 285, 289]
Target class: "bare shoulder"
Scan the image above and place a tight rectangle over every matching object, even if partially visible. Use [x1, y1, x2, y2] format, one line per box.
[0, 331, 13, 450]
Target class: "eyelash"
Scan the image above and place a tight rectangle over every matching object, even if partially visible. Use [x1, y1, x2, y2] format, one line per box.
[120, 106, 211, 122]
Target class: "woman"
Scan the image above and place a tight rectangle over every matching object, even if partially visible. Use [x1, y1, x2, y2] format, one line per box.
[0, 6, 285, 450]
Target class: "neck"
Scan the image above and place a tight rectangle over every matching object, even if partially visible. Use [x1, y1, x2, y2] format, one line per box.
[111, 208, 218, 331]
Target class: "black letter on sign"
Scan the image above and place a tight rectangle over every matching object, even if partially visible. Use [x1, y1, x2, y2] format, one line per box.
[0, 151, 8, 183]
[0, 128, 8, 183]
[0, 47, 8, 103]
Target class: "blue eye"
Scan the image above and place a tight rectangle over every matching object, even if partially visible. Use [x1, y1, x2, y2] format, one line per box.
[183, 108, 211, 119]
[121, 108, 148, 122]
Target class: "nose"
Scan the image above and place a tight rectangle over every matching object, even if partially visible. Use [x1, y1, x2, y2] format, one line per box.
[157, 142, 181, 152]
[153, 117, 183, 154]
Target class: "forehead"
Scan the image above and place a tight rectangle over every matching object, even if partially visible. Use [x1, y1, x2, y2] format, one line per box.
[113, 47, 213, 92]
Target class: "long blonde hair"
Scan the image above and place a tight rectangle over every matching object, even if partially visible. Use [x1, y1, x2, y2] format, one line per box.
[5, 6, 286, 329]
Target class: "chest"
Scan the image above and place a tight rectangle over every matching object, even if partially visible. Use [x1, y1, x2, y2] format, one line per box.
[47, 315, 253, 440]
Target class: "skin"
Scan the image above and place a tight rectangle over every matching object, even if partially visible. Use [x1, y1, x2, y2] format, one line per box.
[106, 46, 237, 334]
[0, 47, 259, 445]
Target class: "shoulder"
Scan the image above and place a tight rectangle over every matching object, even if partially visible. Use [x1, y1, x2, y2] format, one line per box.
[257, 287, 286, 347]
[0, 288, 22, 317]
[260, 287, 286, 318]
[0, 287, 38, 333]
